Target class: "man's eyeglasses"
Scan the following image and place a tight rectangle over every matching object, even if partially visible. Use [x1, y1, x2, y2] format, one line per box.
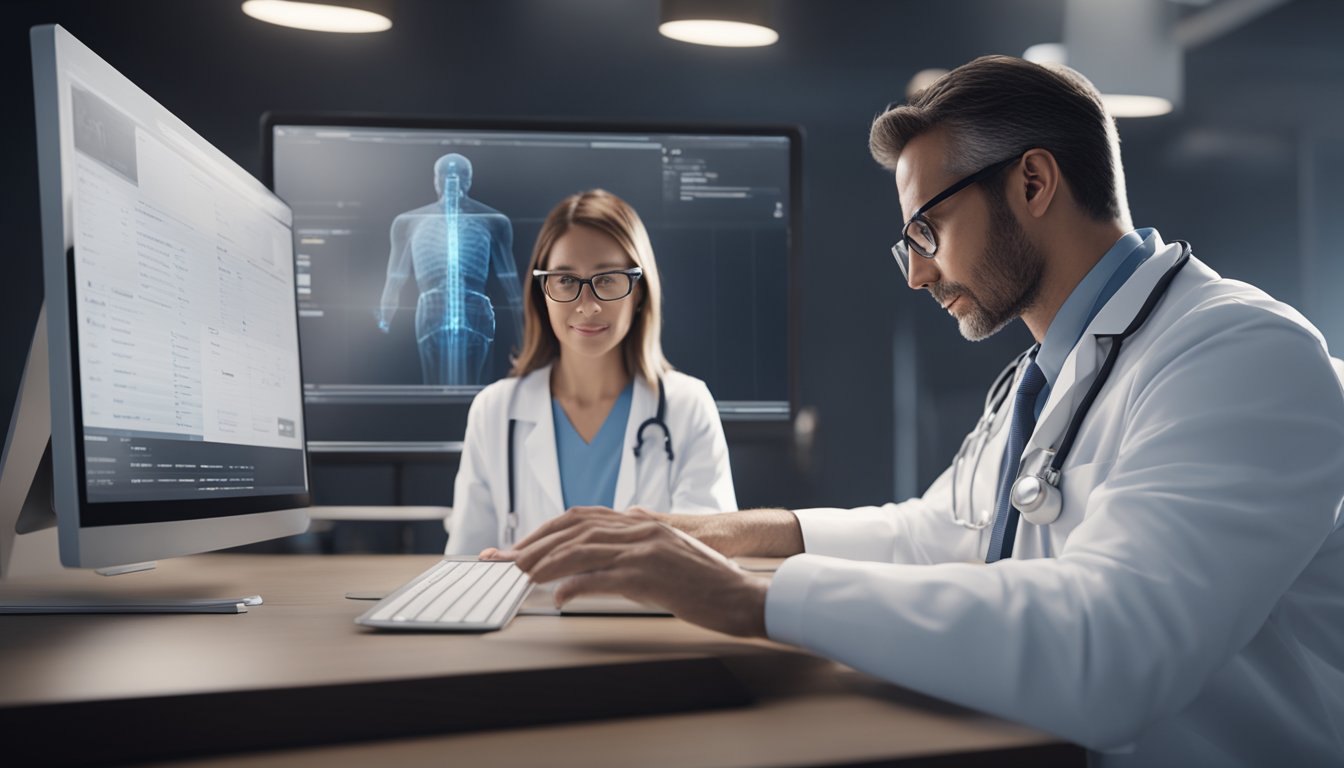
[533, 267, 643, 302]
[891, 154, 1022, 281]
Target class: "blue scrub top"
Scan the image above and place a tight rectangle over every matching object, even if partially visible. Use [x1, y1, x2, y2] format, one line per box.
[552, 381, 634, 510]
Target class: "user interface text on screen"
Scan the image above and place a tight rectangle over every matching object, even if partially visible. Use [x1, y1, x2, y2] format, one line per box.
[70, 85, 306, 505]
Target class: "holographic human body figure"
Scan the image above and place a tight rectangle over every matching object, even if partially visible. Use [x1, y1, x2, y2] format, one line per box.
[377, 154, 522, 385]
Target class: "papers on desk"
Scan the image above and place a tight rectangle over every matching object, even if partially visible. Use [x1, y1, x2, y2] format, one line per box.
[518, 583, 671, 616]
[0, 595, 262, 614]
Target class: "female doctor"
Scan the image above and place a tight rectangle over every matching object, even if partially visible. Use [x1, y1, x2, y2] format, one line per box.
[446, 189, 737, 555]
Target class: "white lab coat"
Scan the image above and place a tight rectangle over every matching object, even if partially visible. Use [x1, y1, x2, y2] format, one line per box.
[766, 232, 1344, 766]
[446, 365, 737, 554]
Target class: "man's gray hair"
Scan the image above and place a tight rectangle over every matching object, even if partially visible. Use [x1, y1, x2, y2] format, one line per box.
[871, 55, 1130, 226]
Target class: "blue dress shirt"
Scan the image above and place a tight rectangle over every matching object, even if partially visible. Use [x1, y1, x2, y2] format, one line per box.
[1032, 228, 1159, 417]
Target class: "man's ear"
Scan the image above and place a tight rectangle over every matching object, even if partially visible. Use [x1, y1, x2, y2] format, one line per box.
[1019, 148, 1060, 218]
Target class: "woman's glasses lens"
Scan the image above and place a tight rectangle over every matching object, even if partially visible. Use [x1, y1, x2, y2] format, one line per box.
[543, 272, 635, 302]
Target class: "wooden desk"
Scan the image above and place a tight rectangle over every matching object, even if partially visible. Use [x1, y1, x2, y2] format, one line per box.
[0, 555, 1082, 766]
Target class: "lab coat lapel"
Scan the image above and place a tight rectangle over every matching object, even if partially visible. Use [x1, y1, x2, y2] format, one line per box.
[511, 365, 565, 514]
[1085, 233, 1180, 337]
[1030, 337, 1098, 455]
[1028, 235, 1183, 456]
[612, 376, 656, 511]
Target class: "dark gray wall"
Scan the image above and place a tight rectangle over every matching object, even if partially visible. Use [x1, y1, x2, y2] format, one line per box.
[3, 0, 1342, 529]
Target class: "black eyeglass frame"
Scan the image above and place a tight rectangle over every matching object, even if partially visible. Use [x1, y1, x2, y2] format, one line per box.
[891, 154, 1023, 281]
[532, 267, 644, 302]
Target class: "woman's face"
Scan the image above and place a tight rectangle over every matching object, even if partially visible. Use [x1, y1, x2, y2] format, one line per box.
[541, 225, 640, 364]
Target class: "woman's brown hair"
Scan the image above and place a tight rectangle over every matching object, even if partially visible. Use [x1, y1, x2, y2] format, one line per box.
[510, 189, 671, 384]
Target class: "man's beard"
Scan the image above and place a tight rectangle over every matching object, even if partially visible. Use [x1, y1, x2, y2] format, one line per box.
[930, 192, 1045, 341]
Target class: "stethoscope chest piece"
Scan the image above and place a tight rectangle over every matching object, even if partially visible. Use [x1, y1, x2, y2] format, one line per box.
[1010, 448, 1063, 526]
[1012, 474, 1062, 525]
[632, 378, 674, 462]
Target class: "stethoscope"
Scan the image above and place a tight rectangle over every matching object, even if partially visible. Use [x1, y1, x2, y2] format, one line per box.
[949, 241, 1192, 532]
[503, 377, 674, 546]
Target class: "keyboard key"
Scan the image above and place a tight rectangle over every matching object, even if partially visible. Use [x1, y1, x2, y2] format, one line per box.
[369, 560, 459, 623]
[356, 559, 533, 632]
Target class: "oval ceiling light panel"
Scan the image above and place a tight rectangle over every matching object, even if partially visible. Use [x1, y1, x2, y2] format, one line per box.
[658, 19, 778, 47]
[241, 0, 392, 34]
[1100, 94, 1174, 118]
[659, 0, 778, 47]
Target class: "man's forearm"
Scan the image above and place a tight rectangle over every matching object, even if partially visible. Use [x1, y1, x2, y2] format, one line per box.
[667, 508, 804, 558]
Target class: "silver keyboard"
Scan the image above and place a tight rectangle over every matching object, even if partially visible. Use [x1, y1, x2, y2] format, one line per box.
[355, 559, 533, 632]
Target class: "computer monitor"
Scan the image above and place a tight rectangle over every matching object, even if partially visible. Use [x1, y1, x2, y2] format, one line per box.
[264, 115, 799, 451]
[0, 25, 309, 579]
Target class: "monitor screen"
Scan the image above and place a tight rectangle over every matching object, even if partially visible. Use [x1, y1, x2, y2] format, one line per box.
[28, 25, 308, 566]
[73, 88, 307, 510]
[266, 117, 798, 449]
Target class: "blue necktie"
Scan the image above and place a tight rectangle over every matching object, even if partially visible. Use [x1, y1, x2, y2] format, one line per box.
[986, 359, 1047, 563]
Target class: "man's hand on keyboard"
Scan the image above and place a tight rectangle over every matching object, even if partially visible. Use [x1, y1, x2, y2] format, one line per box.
[481, 506, 770, 638]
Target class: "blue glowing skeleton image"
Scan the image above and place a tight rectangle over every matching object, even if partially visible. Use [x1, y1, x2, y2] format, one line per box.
[377, 154, 522, 385]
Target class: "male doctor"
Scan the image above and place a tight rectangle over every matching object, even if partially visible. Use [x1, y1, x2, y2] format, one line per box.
[484, 56, 1344, 765]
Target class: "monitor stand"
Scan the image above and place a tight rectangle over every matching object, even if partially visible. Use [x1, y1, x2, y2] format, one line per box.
[0, 306, 261, 613]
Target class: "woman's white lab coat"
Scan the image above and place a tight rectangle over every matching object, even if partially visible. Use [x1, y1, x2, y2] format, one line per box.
[765, 232, 1344, 766]
[446, 364, 736, 555]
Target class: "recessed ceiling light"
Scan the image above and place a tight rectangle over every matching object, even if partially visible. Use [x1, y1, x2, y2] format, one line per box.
[241, 0, 392, 34]
[1099, 94, 1174, 118]
[659, 0, 778, 48]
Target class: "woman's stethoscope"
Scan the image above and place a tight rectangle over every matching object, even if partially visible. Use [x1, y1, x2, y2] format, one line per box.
[502, 377, 674, 545]
[949, 241, 1192, 530]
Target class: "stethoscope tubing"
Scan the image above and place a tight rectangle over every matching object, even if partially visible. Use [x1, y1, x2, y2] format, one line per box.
[950, 347, 1032, 528]
[503, 376, 674, 544]
[952, 241, 1192, 533]
[1045, 242, 1192, 477]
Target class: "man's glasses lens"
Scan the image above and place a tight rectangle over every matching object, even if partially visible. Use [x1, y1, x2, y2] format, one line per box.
[541, 271, 636, 302]
[891, 218, 937, 281]
[888, 152, 1022, 280]
[904, 218, 937, 256]
[891, 241, 910, 281]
